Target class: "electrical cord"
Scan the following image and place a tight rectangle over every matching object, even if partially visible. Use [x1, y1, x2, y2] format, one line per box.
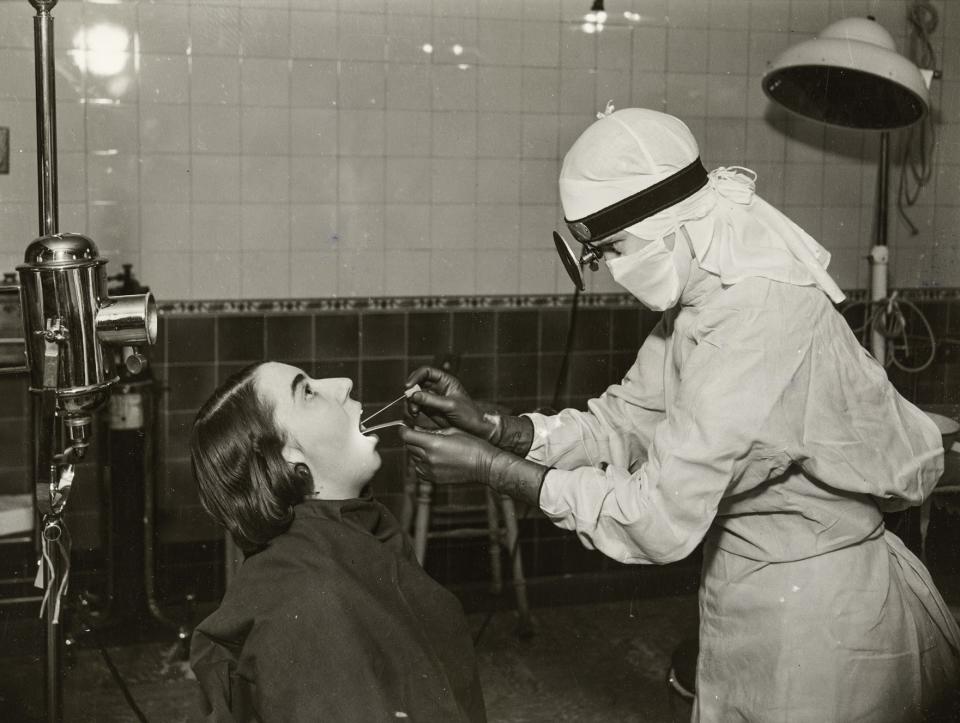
[841, 292, 937, 372]
[896, 1, 938, 235]
[98, 643, 149, 723]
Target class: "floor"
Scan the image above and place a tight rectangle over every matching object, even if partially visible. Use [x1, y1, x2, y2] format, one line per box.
[0, 594, 699, 723]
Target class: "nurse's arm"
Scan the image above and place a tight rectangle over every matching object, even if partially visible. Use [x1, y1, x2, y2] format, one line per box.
[524, 318, 668, 472]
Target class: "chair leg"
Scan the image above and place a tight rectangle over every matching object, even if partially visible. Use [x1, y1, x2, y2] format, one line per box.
[499, 494, 533, 637]
[413, 479, 433, 566]
[485, 488, 503, 594]
[399, 460, 417, 534]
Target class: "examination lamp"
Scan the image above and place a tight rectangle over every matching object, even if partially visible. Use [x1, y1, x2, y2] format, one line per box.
[762, 16, 932, 364]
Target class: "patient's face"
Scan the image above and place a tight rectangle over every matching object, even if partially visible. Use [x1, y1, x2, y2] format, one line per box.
[255, 362, 381, 499]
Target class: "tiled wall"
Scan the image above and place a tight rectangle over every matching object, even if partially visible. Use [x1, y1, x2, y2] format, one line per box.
[0, 0, 958, 300]
[2, 290, 960, 600]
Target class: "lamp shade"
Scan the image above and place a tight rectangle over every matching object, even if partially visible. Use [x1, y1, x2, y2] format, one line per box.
[762, 17, 929, 130]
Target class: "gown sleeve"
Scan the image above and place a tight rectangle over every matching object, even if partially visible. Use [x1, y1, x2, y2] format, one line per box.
[524, 318, 668, 472]
[539, 331, 781, 565]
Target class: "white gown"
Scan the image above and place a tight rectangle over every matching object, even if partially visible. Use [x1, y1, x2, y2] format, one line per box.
[529, 271, 960, 722]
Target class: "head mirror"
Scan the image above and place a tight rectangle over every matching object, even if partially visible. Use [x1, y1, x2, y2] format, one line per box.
[553, 231, 585, 291]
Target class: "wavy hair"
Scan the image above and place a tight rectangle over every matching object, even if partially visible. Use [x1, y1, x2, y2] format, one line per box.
[190, 362, 312, 554]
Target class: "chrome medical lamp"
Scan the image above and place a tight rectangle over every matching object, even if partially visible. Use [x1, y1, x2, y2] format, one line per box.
[0, 3, 157, 721]
[762, 16, 932, 364]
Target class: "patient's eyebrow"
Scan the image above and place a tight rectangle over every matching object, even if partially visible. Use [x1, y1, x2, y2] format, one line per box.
[290, 373, 306, 399]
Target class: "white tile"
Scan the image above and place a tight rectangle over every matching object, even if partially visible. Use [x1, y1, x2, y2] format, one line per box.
[432, 112, 477, 157]
[241, 58, 291, 107]
[384, 250, 431, 296]
[86, 154, 138, 203]
[141, 252, 192, 300]
[596, 25, 632, 70]
[521, 114, 559, 159]
[141, 155, 192, 203]
[782, 163, 823, 207]
[822, 165, 865, 208]
[521, 20, 560, 67]
[290, 155, 338, 204]
[241, 204, 290, 251]
[86, 104, 139, 154]
[191, 155, 241, 203]
[191, 203, 242, 252]
[520, 204, 561, 250]
[86, 65, 138, 104]
[290, 251, 339, 297]
[477, 19, 523, 66]
[58, 103, 85, 153]
[522, 67, 559, 113]
[431, 159, 476, 203]
[0, 50, 34, 101]
[387, 0, 434, 15]
[596, 69, 631, 114]
[386, 64, 433, 110]
[703, 119, 746, 163]
[476, 203, 520, 249]
[386, 159, 433, 203]
[478, 67, 523, 112]
[819, 206, 861, 250]
[291, 204, 339, 251]
[744, 119, 786, 163]
[240, 7, 290, 58]
[706, 74, 748, 118]
[191, 105, 242, 154]
[338, 204, 386, 251]
[631, 72, 667, 111]
[664, 72, 707, 117]
[708, 0, 750, 30]
[430, 249, 476, 295]
[667, 28, 707, 73]
[708, 29, 749, 75]
[140, 54, 189, 104]
[141, 204, 190, 252]
[477, 159, 520, 204]
[338, 110, 385, 156]
[429, 204, 475, 248]
[384, 204, 431, 249]
[338, 249, 385, 297]
[476, 249, 519, 294]
[338, 157, 386, 203]
[292, 109, 339, 156]
[137, 4, 191, 55]
[385, 14, 435, 64]
[339, 62, 387, 109]
[241, 156, 291, 203]
[478, 112, 522, 158]
[432, 16, 479, 65]
[788, 1, 830, 34]
[0, 3, 33, 49]
[433, 0, 478, 18]
[631, 26, 667, 72]
[290, 11, 339, 59]
[191, 252, 242, 299]
[523, 0, 559, 20]
[750, 1, 789, 31]
[520, 159, 560, 205]
[87, 203, 139, 257]
[519, 249, 557, 293]
[241, 251, 290, 298]
[291, 60, 339, 108]
[140, 104, 191, 154]
[559, 67, 596, 114]
[432, 65, 477, 111]
[241, 106, 291, 155]
[190, 5, 241, 56]
[190, 56, 240, 105]
[559, 24, 595, 69]
[385, 110, 433, 157]
[337, 13, 387, 62]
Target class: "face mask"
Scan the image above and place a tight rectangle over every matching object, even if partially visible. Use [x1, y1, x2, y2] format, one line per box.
[605, 237, 682, 311]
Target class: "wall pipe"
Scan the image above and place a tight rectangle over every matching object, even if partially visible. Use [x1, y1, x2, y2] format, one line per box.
[870, 132, 890, 365]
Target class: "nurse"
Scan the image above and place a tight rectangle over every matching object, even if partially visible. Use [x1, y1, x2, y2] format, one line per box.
[401, 108, 960, 721]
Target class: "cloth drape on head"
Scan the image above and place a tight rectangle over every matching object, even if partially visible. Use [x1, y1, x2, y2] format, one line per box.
[558, 107, 846, 303]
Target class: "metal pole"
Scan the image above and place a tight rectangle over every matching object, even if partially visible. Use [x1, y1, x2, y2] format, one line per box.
[29, 3, 62, 721]
[31, 0, 59, 237]
[870, 132, 890, 364]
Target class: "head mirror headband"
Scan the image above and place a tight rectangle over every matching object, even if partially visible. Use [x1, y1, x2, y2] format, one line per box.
[565, 157, 709, 244]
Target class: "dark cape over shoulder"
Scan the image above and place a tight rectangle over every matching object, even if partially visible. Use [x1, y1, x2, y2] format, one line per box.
[190, 497, 486, 722]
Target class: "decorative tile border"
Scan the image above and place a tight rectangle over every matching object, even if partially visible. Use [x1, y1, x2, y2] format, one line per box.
[156, 288, 960, 315]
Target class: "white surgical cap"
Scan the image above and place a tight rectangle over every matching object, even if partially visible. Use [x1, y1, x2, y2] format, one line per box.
[558, 108, 845, 303]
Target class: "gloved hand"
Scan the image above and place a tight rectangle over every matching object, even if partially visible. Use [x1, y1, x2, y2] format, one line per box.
[400, 427, 550, 507]
[404, 366, 497, 439]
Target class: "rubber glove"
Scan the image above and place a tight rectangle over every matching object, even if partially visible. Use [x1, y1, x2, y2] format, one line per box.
[400, 427, 550, 508]
[405, 366, 535, 455]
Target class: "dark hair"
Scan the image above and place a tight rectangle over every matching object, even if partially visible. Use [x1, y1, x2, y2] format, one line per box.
[190, 362, 312, 554]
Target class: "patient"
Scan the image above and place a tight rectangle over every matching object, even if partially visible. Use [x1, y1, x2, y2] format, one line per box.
[189, 361, 486, 722]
